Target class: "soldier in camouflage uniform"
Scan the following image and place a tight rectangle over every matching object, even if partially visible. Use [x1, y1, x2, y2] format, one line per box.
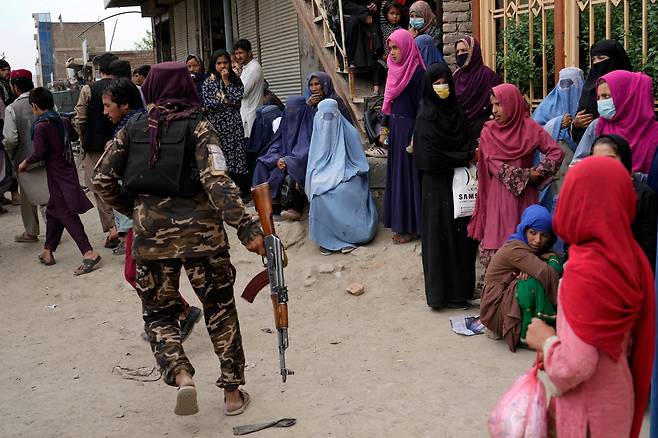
[93, 61, 264, 417]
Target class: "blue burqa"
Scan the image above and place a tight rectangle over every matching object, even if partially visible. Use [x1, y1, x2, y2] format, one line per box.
[532, 67, 584, 151]
[247, 105, 283, 157]
[415, 34, 444, 67]
[305, 99, 377, 250]
[532, 67, 584, 209]
[252, 96, 314, 196]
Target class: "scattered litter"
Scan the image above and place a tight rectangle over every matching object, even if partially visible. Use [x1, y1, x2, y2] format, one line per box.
[329, 341, 341, 345]
[233, 418, 296, 435]
[303, 277, 316, 288]
[260, 328, 273, 334]
[449, 315, 485, 336]
[346, 283, 365, 296]
[65, 316, 76, 321]
[45, 304, 57, 310]
[115, 413, 125, 419]
[245, 362, 257, 370]
[97, 320, 109, 325]
[112, 365, 162, 382]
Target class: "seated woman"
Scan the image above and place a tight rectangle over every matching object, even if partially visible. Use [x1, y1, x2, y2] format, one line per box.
[306, 99, 377, 255]
[590, 134, 658, 269]
[306, 72, 353, 125]
[253, 96, 314, 221]
[246, 104, 283, 176]
[342, 0, 379, 69]
[480, 204, 562, 351]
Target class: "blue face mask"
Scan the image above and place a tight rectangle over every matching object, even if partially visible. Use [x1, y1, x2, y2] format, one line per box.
[409, 17, 425, 30]
[597, 98, 616, 120]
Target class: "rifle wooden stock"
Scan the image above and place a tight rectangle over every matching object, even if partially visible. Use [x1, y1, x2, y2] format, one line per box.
[271, 295, 289, 329]
[251, 183, 275, 236]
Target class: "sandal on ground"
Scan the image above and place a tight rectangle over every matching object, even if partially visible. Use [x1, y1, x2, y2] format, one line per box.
[38, 253, 56, 266]
[74, 255, 102, 276]
[319, 246, 333, 256]
[15, 232, 39, 243]
[340, 246, 357, 254]
[365, 146, 388, 158]
[392, 233, 416, 245]
[104, 235, 120, 249]
[224, 389, 250, 416]
[174, 385, 199, 416]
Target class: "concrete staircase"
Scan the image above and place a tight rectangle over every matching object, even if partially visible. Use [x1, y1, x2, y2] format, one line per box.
[292, 0, 388, 218]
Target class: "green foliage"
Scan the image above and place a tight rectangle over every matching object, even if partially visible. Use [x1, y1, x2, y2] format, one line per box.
[580, 1, 658, 95]
[496, 2, 658, 98]
[495, 11, 555, 98]
[134, 30, 154, 51]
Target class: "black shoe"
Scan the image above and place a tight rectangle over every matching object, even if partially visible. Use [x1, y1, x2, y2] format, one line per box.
[446, 301, 472, 310]
[180, 306, 203, 342]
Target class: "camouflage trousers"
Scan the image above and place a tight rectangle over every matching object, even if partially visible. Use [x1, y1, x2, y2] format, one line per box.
[135, 251, 245, 390]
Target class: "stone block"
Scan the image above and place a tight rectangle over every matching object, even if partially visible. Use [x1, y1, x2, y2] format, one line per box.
[346, 283, 365, 296]
[442, 23, 457, 33]
[443, 12, 460, 22]
[457, 22, 473, 32]
[367, 156, 387, 189]
[456, 12, 471, 22]
[442, 2, 471, 12]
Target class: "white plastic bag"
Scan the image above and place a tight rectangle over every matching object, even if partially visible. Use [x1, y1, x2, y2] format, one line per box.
[488, 363, 547, 438]
[452, 165, 478, 219]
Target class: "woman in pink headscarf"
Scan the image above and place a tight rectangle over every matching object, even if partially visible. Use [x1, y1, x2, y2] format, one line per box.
[595, 70, 658, 173]
[468, 84, 564, 270]
[380, 28, 425, 244]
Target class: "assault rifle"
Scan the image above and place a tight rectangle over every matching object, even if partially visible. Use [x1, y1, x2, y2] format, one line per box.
[241, 182, 293, 382]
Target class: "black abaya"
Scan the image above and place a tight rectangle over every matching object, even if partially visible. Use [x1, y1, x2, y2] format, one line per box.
[414, 63, 477, 308]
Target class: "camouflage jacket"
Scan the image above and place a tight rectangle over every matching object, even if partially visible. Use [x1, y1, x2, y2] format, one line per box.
[92, 116, 261, 261]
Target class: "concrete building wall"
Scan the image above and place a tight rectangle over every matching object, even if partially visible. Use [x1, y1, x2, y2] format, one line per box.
[442, 0, 473, 65]
[50, 22, 106, 82]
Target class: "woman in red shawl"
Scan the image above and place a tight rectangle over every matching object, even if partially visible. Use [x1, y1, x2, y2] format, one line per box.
[468, 83, 563, 270]
[526, 156, 655, 438]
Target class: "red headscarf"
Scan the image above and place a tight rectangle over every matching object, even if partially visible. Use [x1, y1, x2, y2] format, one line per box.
[468, 83, 561, 241]
[383, 29, 425, 115]
[554, 156, 655, 438]
[596, 70, 658, 173]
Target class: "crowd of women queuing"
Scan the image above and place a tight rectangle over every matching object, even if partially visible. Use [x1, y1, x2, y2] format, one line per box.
[337, 9, 658, 431]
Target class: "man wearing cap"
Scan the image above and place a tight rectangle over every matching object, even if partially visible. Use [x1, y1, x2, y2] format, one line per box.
[3, 69, 48, 241]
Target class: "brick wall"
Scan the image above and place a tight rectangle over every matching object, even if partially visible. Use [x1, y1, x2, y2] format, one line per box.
[441, 0, 472, 66]
[89, 50, 156, 77]
[51, 22, 106, 81]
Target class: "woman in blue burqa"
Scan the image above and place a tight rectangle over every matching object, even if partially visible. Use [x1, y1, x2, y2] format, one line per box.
[305, 98, 378, 255]
[531, 67, 584, 208]
[252, 96, 314, 220]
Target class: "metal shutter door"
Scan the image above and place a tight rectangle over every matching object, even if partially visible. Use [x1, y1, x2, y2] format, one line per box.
[186, 0, 199, 55]
[258, 0, 301, 101]
[172, 1, 187, 61]
[236, 0, 259, 60]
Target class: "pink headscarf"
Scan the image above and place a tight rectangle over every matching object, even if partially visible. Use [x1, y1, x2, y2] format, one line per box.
[468, 83, 563, 242]
[383, 29, 426, 115]
[596, 70, 658, 173]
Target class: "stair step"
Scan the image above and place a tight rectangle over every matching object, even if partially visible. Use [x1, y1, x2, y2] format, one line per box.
[313, 15, 324, 23]
[352, 97, 365, 104]
[324, 41, 335, 48]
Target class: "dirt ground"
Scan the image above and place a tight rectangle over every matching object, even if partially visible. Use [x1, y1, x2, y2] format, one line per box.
[0, 202, 651, 437]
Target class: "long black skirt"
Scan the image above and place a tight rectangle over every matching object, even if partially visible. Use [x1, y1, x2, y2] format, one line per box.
[421, 172, 478, 308]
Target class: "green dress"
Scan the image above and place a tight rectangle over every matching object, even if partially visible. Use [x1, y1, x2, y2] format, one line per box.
[517, 255, 564, 344]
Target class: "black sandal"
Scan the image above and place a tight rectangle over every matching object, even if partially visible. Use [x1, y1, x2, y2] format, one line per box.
[74, 255, 101, 276]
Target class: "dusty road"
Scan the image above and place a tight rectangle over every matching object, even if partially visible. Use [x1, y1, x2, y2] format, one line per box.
[0, 203, 650, 437]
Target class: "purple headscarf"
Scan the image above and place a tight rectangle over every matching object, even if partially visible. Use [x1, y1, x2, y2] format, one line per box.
[141, 61, 200, 167]
[453, 36, 502, 122]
